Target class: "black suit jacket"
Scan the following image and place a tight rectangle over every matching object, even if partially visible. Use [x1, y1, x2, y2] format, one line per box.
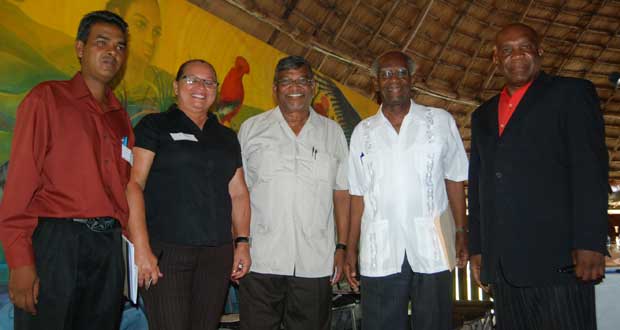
[468, 72, 609, 286]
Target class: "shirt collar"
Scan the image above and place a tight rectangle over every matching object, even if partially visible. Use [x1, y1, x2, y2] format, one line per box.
[500, 79, 534, 99]
[272, 106, 320, 130]
[69, 72, 122, 112]
[377, 99, 423, 127]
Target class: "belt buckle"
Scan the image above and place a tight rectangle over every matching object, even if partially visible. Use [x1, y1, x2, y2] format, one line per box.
[82, 217, 115, 232]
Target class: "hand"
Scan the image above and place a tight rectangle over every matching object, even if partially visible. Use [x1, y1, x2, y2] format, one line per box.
[456, 232, 469, 268]
[343, 250, 360, 292]
[9, 265, 39, 314]
[331, 249, 345, 285]
[231, 243, 251, 283]
[135, 246, 163, 288]
[469, 254, 489, 293]
[572, 249, 605, 282]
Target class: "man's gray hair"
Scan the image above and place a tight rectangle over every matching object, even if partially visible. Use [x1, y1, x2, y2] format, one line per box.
[369, 50, 417, 78]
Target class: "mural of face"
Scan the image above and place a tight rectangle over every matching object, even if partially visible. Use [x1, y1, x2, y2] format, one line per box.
[76, 22, 127, 85]
[124, 0, 161, 64]
[273, 66, 316, 115]
[173, 62, 218, 116]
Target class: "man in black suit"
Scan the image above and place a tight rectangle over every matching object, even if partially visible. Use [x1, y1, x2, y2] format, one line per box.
[468, 23, 608, 329]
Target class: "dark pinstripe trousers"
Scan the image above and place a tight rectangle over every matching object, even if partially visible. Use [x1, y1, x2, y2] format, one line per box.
[140, 240, 233, 330]
[493, 270, 597, 330]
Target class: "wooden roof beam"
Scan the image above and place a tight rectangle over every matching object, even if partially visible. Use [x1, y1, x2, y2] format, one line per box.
[221, 0, 371, 69]
[554, 1, 607, 75]
[478, 0, 535, 97]
[584, 27, 620, 79]
[402, 0, 435, 51]
[342, 0, 402, 87]
[454, 38, 485, 93]
[332, 0, 361, 43]
[266, 0, 300, 45]
[426, 1, 474, 80]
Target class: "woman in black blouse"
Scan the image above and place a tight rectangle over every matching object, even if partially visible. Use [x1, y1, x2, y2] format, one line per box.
[126, 59, 251, 330]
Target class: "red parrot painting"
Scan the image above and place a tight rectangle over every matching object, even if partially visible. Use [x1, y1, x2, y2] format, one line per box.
[215, 56, 250, 126]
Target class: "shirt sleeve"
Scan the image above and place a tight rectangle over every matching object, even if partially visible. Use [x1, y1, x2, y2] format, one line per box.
[348, 125, 366, 196]
[0, 86, 51, 268]
[333, 124, 349, 191]
[443, 115, 469, 182]
[237, 120, 253, 187]
[134, 114, 160, 153]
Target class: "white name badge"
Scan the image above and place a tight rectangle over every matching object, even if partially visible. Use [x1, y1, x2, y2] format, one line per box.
[121, 144, 133, 165]
[170, 132, 198, 142]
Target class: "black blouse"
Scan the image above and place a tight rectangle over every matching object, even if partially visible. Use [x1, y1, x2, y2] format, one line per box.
[134, 105, 241, 246]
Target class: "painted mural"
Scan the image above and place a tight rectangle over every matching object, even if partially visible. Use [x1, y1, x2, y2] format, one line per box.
[0, 0, 379, 268]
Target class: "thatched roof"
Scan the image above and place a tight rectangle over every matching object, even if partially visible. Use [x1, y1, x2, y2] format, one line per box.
[193, 0, 620, 179]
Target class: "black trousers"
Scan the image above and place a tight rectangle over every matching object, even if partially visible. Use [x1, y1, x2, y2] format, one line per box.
[140, 241, 233, 330]
[14, 218, 124, 330]
[361, 257, 453, 330]
[493, 268, 597, 330]
[239, 272, 332, 330]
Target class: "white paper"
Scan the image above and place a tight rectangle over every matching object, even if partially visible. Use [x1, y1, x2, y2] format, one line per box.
[170, 132, 198, 142]
[122, 235, 138, 304]
[121, 144, 133, 165]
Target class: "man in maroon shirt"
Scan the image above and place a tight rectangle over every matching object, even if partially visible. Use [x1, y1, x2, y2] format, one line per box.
[0, 11, 133, 330]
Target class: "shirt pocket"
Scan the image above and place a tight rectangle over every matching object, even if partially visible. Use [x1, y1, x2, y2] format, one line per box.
[411, 216, 444, 267]
[255, 147, 282, 183]
[359, 220, 391, 273]
[312, 151, 337, 185]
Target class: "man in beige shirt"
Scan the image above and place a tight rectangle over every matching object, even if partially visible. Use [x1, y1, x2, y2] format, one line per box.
[238, 55, 350, 330]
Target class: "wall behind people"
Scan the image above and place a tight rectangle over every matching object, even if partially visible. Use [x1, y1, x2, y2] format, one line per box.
[0, 0, 378, 276]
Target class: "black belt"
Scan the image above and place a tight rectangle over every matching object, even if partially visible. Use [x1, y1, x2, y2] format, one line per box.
[40, 217, 119, 233]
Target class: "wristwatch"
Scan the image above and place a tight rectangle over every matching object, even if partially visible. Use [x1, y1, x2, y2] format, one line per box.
[234, 236, 251, 247]
[335, 243, 347, 251]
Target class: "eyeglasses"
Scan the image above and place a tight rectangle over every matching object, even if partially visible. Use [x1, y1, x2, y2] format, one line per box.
[378, 68, 409, 80]
[181, 75, 218, 89]
[276, 77, 314, 87]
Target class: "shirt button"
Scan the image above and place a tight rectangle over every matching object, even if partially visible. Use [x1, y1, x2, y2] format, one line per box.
[495, 172, 503, 179]
[509, 103, 513, 108]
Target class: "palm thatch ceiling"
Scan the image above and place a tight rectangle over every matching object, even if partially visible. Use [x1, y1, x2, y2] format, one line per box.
[193, 0, 620, 179]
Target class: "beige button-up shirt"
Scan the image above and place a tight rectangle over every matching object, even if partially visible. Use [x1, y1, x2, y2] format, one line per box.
[238, 107, 349, 277]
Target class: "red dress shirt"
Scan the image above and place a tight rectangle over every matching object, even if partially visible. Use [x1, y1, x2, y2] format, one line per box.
[498, 80, 533, 136]
[0, 73, 134, 268]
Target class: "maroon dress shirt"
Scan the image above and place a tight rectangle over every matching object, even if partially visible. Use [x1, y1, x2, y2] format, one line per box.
[0, 73, 134, 268]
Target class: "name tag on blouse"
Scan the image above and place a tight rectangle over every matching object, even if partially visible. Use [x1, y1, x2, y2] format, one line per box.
[121, 137, 133, 165]
[170, 132, 198, 142]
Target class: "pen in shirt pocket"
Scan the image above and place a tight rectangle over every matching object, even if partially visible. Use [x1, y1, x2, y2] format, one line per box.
[122, 136, 128, 146]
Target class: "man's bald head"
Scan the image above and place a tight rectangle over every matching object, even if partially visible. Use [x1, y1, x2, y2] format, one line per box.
[495, 23, 540, 47]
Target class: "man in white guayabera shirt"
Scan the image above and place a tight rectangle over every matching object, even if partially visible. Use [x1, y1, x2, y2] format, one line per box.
[344, 50, 469, 330]
[237, 55, 350, 330]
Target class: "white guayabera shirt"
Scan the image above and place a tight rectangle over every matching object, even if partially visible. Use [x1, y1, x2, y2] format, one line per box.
[348, 100, 468, 277]
[238, 107, 348, 278]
